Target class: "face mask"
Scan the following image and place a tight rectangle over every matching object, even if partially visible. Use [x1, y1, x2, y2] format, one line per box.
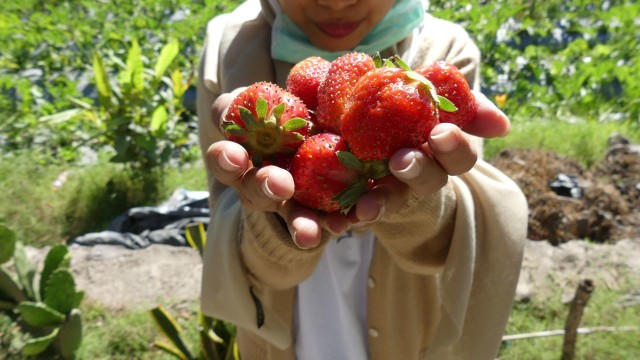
[271, 0, 426, 63]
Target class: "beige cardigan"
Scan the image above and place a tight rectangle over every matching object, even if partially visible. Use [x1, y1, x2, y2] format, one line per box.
[197, 1, 528, 358]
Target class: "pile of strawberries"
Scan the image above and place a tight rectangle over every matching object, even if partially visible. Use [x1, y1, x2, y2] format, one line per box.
[222, 52, 477, 213]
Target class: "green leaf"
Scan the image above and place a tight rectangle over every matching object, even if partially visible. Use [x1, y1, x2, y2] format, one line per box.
[151, 105, 169, 136]
[13, 242, 35, 300]
[256, 97, 269, 119]
[18, 301, 65, 327]
[0, 268, 26, 303]
[44, 269, 78, 315]
[0, 224, 16, 264]
[336, 151, 363, 171]
[153, 341, 190, 360]
[155, 38, 179, 80]
[393, 55, 411, 71]
[437, 95, 458, 112]
[40, 245, 71, 301]
[185, 223, 207, 257]
[92, 52, 112, 108]
[21, 328, 59, 356]
[55, 309, 83, 360]
[333, 181, 369, 210]
[150, 306, 195, 360]
[269, 102, 284, 120]
[282, 118, 308, 131]
[222, 123, 248, 136]
[172, 69, 186, 98]
[126, 39, 144, 92]
[239, 107, 258, 129]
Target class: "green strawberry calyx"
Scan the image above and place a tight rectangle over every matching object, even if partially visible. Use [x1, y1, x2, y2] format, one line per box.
[377, 54, 458, 113]
[333, 150, 390, 213]
[223, 97, 308, 166]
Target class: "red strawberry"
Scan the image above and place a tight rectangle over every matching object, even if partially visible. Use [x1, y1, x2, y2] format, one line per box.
[416, 61, 477, 128]
[286, 56, 331, 112]
[291, 133, 377, 213]
[340, 66, 441, 161]
[316, 52, 376, 134]
[223, 81, 311, 168]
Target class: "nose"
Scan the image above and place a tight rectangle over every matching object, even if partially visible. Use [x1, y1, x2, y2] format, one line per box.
[317, 0, 358, 10]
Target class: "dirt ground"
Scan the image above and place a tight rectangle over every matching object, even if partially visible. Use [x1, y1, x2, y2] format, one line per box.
[489, 133, 640, 245]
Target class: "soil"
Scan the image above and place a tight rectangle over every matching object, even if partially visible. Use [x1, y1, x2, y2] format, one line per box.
[25, 134, 640, 311]
[489, 133, 640, 245]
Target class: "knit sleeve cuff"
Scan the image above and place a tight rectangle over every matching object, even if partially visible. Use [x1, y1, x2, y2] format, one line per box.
[239, 209, 329, 289]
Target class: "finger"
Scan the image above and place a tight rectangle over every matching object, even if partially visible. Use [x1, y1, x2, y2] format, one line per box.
[237, 165, 295, 211]
[206, 141, 251, 185]
[462, 91, 511, 138]
[388, 148, 449, 196]
[320, 211, 350, 234]
[428, 123, 478, 175]
[351, 176, 408, 225]
[279, 201, 323, 249]
[211, 93, 235, 128]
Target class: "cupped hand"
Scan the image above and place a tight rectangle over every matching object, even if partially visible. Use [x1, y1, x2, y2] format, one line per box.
[208, 92, 330, 249]
[348, 90, 511, 225]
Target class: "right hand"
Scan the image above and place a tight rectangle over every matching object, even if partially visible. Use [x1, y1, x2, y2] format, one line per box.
[206, 93, 349, 249]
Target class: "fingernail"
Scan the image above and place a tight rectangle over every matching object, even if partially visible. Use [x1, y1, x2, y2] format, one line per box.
[261, 178, 279, 200]
[431, 124, 459, 153]
[218, 150, 240, 171]
[393, 152, 422, 180]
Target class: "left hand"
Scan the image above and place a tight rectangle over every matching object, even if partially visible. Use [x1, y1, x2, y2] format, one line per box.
[340, 90, 511, 228]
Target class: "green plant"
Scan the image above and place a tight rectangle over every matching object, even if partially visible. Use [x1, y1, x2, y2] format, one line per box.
[86, 37, 194, 174]
[150, 223, 239, 360]
[0, 224, 84, 359]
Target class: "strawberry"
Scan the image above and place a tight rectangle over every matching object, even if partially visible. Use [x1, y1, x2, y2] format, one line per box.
[316, 52, 376, 134]
[222, 81, 311, 168]
[415, 61, 477, 128]
[286, 56, 331, 112]
[290, 133, 384, 213]
[340, 65, 442, 161]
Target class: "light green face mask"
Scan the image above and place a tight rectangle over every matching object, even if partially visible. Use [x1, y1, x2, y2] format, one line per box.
[271, 0, 426, 63]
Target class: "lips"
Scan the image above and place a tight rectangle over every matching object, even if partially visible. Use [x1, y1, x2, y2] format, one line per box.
[316, 21, 361, 38]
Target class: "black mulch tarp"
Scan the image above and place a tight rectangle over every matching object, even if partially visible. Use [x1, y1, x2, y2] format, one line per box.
[68, 188, 209, 249]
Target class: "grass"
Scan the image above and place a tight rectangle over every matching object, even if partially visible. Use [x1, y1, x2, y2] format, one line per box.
[485, 115, 640, 167]
[78, 302, 201, 360]
[498, 286, 640, 359]
[0, 151, 207, 248]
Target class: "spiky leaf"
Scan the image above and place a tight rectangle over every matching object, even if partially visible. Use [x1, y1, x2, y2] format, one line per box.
[18, 301, 65, 327]
[150, 306, 195, 360]
[222, 123, 249, 137]
[154, 341, 190, 360]
[185, 223, 207, 257]
[21, 328, 59, 356]
[40, 245, 71, 301]
[44, 269, 78, 315]
[256, 97, 269, 119]
[0, 225, 16, 264]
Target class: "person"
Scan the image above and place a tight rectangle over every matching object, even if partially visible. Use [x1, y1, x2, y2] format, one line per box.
[196, 0, 528, 358]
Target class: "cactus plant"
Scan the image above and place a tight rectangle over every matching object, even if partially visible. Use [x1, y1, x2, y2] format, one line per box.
[0, 224, 84, 359]
[150, 223, 239, 360]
